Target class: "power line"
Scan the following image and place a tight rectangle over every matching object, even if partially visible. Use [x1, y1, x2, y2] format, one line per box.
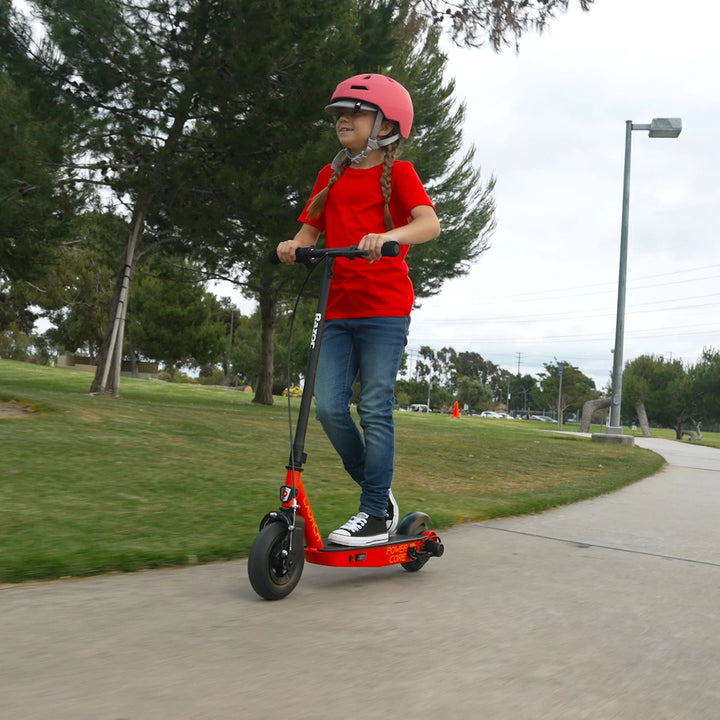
[405, 264, 720, 382]
[420, 292, 720, 327]
[410, 322, 720, 346]
[500, 264, 720, 302]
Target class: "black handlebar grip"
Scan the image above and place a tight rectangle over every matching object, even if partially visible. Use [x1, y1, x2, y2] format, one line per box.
[268, 241, 400, 264]
[381, 241, 400, 257]
[294, 246, 315, 263]
[267, 246, 315, 264]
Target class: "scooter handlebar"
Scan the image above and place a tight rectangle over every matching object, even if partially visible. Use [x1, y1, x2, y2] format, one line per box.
[268, 241, 400, 265]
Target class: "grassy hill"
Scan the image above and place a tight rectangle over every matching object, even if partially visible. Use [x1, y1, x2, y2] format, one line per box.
[0, 359, 667, 583]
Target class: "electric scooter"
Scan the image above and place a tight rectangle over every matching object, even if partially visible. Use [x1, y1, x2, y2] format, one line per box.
[247, 241, 444, 600]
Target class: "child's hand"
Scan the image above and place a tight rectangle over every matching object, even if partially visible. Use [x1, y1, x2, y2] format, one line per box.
[359, 233, 391, 263]
[275, 239, 304, 264]
[277, 224, 320, 264]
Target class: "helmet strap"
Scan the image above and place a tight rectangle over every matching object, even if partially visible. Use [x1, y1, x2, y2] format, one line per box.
[331, 111, 400, 170]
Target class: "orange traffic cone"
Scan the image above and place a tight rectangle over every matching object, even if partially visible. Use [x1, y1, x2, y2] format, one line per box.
[452, 401, 460, 418]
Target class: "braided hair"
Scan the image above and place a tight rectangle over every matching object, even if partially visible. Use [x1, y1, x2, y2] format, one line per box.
[306, 139, 401, 232]
[305, 156, 350, 220]
[380, 141, 399, 230]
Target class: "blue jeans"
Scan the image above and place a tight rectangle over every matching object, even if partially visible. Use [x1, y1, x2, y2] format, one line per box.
[314, 316, 410, 518]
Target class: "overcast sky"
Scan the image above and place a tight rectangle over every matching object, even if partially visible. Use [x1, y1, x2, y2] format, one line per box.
[405, 0, 720, 389]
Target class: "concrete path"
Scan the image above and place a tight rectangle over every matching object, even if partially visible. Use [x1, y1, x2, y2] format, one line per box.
[2, 437, 719, 719]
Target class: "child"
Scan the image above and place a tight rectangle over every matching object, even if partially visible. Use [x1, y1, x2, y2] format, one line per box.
[275, 73, 440, 546]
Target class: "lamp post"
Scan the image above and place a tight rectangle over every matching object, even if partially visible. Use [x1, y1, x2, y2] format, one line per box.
[607, 118, 682, 433]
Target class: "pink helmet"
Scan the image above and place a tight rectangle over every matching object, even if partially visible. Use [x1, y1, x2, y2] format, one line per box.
[325, 73, 414, 139]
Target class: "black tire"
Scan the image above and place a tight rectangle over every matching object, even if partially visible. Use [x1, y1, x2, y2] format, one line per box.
[396, 511, 431, 537]
[248, 522, 304, 600]
[397, 512, 432, 573]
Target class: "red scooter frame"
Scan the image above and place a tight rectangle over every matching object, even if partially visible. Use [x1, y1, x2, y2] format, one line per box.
[247, 243, 444, 600]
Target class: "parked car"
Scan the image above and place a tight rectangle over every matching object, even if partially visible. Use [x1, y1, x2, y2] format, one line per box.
[479, 411, 503, 418]
[408, 404, 431, 413]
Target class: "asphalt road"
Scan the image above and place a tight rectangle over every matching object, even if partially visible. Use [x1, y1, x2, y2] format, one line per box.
[2, 437, 719, 719]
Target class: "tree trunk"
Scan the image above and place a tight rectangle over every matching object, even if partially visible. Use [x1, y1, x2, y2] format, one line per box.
[694, 419, 704, 440]
[89, 209, 145, 395]
[635, 402, 651, 437]
[580, 396, 611, 432]
[89, 277, 122, 392]
[88, 79, 196, 396]
[252, 283, 276, 406]
[129, 347, 139, 378]
[222, 309, 234, 386]
[675, 422, 684, 440]
[679, 418, 703, 441]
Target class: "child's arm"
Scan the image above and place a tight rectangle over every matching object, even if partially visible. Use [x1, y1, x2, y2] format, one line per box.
[359, 205, 441, 261]
[275, 223, 321, 264]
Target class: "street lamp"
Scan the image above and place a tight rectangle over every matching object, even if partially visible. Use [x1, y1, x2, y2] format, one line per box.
[607, 118, 682, 433]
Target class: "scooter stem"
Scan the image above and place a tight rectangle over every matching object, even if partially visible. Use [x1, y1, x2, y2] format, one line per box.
[288, 257, 334, 470]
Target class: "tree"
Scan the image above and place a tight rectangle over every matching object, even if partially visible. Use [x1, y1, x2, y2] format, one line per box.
[3, 0, 596, 399]
[509, 373, 538, 417]
[127, 261, 226, 380]
[536, 361, 598, 425]
[693, 348, 720, 427]
[393, 22, 496, 300]
[0, 70, 76, 332]
[411, 346, 504, 406]
[451, 350, 503, 390]
[395, 377, 427, 407]
[42, 212, 127, 360]
[206, 0, 598, 403]
[222, 296, 319, 394]
[622, 354, 697, 439]
[195, 5, 499, 406]
[415, 345, 445, 383]
[411, 0, 594, 49]
[457, 376, 493, 413]
[7, 0, 334, 394]
[190, 0, 377, 405]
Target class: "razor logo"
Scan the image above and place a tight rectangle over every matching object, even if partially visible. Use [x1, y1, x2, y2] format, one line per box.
[310, 313, 322, 348]
[280, 485, 297, 503]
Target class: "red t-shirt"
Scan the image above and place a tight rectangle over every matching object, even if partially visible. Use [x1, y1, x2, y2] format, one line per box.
[298, 160, 434, 319]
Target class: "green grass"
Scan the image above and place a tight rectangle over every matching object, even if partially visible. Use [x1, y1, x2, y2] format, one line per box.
[0, 359, 680, 583]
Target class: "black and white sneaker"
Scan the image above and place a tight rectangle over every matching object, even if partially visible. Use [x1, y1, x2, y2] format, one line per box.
[386, 489, 399, 534]
[328, 512, 389, 547]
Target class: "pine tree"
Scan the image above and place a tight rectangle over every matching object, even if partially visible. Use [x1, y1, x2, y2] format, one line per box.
[411, 0, 594, 49]
[394, 19, 496, 298]
[226, 7, 498, 403]
[128, 260, 227, 379]
[0, 61, 76, 332]
[2, 0, 594, 396]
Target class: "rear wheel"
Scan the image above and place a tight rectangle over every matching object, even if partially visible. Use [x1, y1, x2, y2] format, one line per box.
[397, 512, 432, 572]
[248, 522, 304, 600]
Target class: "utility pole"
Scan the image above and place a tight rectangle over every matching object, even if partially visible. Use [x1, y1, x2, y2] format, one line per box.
[557, 361, 564, 430]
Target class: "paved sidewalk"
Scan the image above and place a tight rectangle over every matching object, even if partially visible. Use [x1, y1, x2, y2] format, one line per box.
[2, 437, 719, 719]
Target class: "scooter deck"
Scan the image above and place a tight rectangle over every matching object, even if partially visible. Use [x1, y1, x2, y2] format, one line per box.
[319, 533, 423, 550]
[305, 532, 439, 568]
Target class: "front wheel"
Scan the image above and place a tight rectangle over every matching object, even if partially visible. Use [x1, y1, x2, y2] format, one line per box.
[248, 522, 304, 600]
